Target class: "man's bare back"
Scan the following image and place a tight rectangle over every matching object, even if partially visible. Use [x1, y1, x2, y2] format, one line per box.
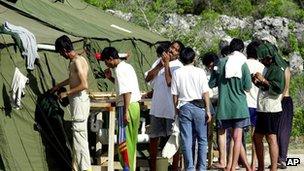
[69, 55, 89, 90]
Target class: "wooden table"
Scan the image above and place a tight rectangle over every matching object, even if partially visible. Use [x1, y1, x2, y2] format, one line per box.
[89, 92, 151, 171]
[90, 97, 116, 171]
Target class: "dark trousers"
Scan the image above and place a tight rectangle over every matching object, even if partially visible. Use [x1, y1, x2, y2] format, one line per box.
[277, 97, 294, 162]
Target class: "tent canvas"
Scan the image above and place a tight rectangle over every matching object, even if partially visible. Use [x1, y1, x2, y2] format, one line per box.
[0, 0, 166, 170]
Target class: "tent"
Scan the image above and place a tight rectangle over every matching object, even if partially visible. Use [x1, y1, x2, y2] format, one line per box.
[0, 0, 166, 170]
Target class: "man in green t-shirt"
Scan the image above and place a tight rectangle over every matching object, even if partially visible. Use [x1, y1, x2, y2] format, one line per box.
[209, 38, 252, 171]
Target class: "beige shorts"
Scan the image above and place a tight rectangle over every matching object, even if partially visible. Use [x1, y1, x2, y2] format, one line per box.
[69, 90, 90, 123]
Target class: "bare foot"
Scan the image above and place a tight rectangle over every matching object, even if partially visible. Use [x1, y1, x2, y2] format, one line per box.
[212, 163, 226, 169]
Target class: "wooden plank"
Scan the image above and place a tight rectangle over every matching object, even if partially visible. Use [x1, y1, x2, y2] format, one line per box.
[108, 107, 115, 171]
[89, 92, 116, 98]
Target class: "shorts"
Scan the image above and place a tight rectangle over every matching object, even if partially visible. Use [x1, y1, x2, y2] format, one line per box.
[69, 90, 90, 122]
[249, 108, 257, 127]
[148, 115, 174, 138]
[217, 118, 251, 129]
[255, 112, 281, 135]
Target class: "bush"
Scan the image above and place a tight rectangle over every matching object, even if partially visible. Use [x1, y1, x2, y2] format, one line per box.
[176, 0, 193, 14]
[292, 107, 304, 137]
[226, 28, 253, 41]
[210, 0, 253, 17]
[258, 0, 302, 20]
[288, 32, 299, 52]
[290, 75, 304, 136]
[201, 9, 220, 21]
[229, 0, 254, 17]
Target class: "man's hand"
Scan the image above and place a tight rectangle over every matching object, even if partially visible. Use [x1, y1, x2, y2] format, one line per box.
[206, 111, 212, 123]
[104, 68, 112, 79]
[59, 91, 68, 100]
[162, 51, 171, 66]
[175, 108, 179, 116]
[50, 85, 60, 94]
[124, 111, 130, 124]
[254, 72, 265, 82]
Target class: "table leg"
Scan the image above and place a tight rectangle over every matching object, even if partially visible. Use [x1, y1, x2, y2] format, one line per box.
[108, 108, 115, 171]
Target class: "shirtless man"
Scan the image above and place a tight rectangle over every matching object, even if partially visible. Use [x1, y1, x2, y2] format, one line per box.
[51, 35, 91, 171]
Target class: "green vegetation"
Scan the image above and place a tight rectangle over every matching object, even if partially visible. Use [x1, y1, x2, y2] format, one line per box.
[226, 28, 253, 41]
[258, 0, 304, 21]
[290, 75, 304, 137]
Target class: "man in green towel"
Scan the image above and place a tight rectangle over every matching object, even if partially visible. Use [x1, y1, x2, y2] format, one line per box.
[253, 42, 286, 171]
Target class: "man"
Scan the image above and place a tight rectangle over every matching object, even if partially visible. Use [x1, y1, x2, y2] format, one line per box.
[277, 66, 293, 169]
[101, 47, 141, 171]
[145, 41, 184, 171]
[245, 40, 265, 170]
[171, 47, 211, 170]
[209, 38, 252, 171]
[52, 35, 91, 171]
[202, 52, 219, 168]
[253, 42, 286, 171]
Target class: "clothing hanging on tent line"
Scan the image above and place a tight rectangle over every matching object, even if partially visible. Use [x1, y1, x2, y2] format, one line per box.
[10, 67, 28, 109]
[2, 21, 39, 70]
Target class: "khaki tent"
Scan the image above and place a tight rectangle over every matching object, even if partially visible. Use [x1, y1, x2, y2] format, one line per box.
[0, 0, 166, 170]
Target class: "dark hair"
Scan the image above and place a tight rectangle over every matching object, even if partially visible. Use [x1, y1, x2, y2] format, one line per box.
[171, 40, 185, 53]
[156, 41, 171, 57]
[55, 35, 74, 53]
[180, 47, 195, 65]
[101, 47, 119, 61]
[202, 52, 219, 66]
[221, 45, 231, 57]
[246, 40, 261, 59]
[229, 38, 244, 52]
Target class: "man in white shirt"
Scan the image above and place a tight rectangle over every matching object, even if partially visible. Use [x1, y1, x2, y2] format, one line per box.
[245, 40, 265, 170]
[171, 47, 211, 170]
[145, 41, 184, 171]
[101, 47, 141, 171]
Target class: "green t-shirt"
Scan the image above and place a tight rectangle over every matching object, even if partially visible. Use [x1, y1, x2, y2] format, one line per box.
[262, 64, 285, 96]
[209, 57, 252, 120]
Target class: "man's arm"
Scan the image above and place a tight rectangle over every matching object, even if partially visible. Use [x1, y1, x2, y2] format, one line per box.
[145, 61, 163, 82]
[104, 68, 115, 83]
[123, 92, 131, 124]
[173, 95, 179, 115]
[203, 91, 212, 123]
[282, 67, 291, 97]
[51, 78, 69, 93]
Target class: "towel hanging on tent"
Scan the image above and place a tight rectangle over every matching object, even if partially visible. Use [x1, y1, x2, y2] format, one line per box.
[11, 67, 28, 108]
[3, 21, 39, 70]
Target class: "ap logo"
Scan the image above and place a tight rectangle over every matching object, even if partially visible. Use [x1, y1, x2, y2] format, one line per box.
[286, 158, 301, 166]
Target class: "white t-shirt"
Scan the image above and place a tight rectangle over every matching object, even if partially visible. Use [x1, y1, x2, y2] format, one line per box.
[146, 58, 183, 119]
[171, 65, 210, 108]
[257, 91, 282, 113]
[114, 61, 141, 107]
[245, 59, 265, 108]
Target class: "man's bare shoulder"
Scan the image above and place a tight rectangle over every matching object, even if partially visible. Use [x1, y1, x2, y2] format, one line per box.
[74, 55, 88, 66]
